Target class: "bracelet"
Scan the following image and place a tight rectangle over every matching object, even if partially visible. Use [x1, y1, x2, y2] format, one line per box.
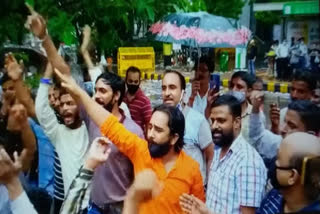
[40, 78, 52, 85]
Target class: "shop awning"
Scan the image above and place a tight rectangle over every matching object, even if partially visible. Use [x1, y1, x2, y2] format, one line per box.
[283, 1, 319, 15]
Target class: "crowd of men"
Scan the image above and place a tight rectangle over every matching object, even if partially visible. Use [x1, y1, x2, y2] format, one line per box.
[0, 5, 320, 214]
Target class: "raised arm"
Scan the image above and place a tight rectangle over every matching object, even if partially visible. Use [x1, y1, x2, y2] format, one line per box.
[7, 104, 37, 172]
[80, 25, 94, 70]
[5, 53, 36, 118]
[249, 91, 281, 161]
[35, 63, 59, 142]
[55, 69, 146, 159]
[25, 4, 70, 76]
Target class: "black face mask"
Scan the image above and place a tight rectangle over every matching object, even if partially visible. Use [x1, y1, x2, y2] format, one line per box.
[127, 84, 139, 95]
[211, 128, 234, 148]
[148, 140, 171, 158]
[268, 158, 292, 190]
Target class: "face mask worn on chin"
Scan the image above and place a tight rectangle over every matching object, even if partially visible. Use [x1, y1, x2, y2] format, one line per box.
[148, 141, 171, 158]
[176, 89, 185, 111]
[127, 84, 139, 95]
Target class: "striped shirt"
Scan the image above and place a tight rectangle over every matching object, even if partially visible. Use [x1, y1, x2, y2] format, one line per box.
[123, 88, 152, 131]
[60, 167, 93, 214]
[53, 151, 65, 201]
[206, 134, 267, 214]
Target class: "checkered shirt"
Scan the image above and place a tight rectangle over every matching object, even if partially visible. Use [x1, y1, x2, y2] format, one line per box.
[206, 134, 267, 214]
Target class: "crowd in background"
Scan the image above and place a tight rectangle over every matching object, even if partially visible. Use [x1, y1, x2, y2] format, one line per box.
[0, 5, 320, 214]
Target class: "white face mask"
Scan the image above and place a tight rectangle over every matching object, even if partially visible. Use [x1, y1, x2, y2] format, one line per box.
[227, 91, 246, 103]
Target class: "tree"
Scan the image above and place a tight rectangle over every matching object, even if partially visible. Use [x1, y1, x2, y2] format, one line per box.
[0, 0, 246, 52]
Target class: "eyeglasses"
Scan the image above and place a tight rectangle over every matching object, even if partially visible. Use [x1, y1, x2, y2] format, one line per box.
[275, 165, 294, 171]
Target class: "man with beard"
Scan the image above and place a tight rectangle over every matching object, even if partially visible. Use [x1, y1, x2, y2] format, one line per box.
[271, 71, 316, 134]
[54, 68, 205, 214]
[123, 66, 152, 131]
[257, 132, 320, 214]
[84, 71, 144, 214]
[206, 95, 266, 214]
[162, 70, 214, 185]
[35, 63, 89, 214]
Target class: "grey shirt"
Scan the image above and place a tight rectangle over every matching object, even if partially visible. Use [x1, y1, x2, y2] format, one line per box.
[80, 108, 144, 205]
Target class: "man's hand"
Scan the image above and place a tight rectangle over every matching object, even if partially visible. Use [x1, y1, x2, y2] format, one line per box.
[270, 103, 280, 134]
[191, 80, 200, 97]
[4, 53, 23, 81]
[54, 68, 82, 99]
[128, 169, 162, 203]
[250, 90, 264, 114]
[80, 25, 91, 54]
[0, 149, 27, 185]
[25, 4, 47, 40]
[7, 104, 28, 132]
[83, 137, 111, 171]
[179, 194, 211, 214]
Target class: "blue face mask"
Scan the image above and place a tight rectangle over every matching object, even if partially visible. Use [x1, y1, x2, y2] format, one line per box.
[226, 91, 246, 103]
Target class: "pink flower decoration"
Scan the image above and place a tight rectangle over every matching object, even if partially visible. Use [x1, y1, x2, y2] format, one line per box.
[150, 22, 251, 46]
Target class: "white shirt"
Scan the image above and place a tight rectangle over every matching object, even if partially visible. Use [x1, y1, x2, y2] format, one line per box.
[276, 43, 289, 58]
[35, 84, 90, 195]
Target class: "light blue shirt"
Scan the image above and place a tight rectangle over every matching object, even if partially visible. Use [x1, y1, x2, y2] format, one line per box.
[0, 184, 12, 214]
[249, 112, 282, 162]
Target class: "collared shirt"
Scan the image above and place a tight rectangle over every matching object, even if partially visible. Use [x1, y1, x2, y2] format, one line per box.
[257, 189, 320, 214]
[60, 168, 94, 214]
[123, 88, 152, 131]
[206, 134, 267, 214]
[249, 113, 282, 163]
[184, 84, 209, 115]
[100, 115, 205, 214]
[182, 106, 213, 184]
[80, 108, 145, 205]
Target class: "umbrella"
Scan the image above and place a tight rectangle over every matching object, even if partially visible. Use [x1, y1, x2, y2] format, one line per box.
[150, 11, 251, 48]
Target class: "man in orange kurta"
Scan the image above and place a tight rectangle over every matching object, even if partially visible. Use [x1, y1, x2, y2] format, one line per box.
[100, 105, 205, 214]
[55, 68, 205, 214]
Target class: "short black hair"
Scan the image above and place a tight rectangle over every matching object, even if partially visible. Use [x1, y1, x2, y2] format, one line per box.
[231, 71, 256, 89]
[194, 55, 214, 73]
[288, 100, 320, 134]
[153, 104, 185, 153]
[96, 72, 125, 105]
[163, 70, 186, 90]
[126, 66, 141, 79]
[211, 95, 241, 118]
[292, 70, 317, 91]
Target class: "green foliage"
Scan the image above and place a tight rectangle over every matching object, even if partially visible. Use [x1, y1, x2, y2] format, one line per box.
[255, 11, 281, 25]
[0, 0, 245, 52]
